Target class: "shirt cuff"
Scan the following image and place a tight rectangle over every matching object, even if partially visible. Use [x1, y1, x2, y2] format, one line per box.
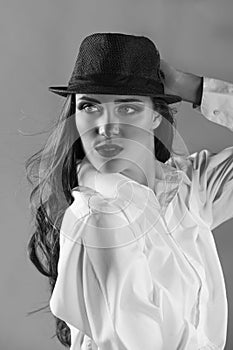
[192, 77, 233, 132]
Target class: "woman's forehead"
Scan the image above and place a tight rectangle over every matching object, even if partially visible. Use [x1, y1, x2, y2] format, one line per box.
[75, 93, 152, 104]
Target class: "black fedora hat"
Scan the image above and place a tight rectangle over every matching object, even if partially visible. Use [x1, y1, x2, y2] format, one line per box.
[49, 32, 182, 104]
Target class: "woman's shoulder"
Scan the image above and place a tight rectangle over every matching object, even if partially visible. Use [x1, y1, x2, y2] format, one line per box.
[165, 149, 213, 185]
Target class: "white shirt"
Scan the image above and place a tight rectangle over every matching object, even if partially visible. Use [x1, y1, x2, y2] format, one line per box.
[49, 77, 233, 350]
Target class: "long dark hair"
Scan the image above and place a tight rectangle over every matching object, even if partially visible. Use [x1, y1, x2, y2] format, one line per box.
[25, 93, 181, 347]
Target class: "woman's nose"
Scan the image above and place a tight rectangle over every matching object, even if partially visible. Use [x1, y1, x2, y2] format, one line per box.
[98, 123, 120, 138]
[97, 105, 121, 137]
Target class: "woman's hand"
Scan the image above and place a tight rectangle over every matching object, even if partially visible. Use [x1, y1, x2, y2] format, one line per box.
[159, 59, 183, 97]
[160, 59, 203, 105]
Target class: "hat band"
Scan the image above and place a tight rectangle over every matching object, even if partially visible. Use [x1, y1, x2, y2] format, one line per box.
[67, 74, 164, 95]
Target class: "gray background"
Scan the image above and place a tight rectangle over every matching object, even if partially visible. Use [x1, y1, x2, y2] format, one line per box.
[1, 0, 233, 349]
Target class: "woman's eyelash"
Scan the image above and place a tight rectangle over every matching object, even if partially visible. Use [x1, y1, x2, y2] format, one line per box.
[77, 102, 143, 113]
[77, 102, 95, 110]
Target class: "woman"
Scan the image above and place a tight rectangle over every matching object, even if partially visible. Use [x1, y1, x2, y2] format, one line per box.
[26, 33, 233, 349]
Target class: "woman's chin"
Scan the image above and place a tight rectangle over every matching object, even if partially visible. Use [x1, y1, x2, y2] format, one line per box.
[94, 158, 129, 174]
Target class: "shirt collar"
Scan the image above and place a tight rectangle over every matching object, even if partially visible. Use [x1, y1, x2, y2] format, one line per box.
[73, 157, 191, 212]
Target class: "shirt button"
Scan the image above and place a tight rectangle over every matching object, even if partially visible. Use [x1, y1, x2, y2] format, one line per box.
[87, 340, 92, 349]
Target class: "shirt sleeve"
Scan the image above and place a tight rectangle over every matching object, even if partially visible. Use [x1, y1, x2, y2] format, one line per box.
[189, 77, 233, 230]
[194, 76, 233, 132]
[49, 192, 163, 350]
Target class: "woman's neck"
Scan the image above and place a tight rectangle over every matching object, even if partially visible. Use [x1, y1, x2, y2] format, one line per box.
[120, 159, 156, 191]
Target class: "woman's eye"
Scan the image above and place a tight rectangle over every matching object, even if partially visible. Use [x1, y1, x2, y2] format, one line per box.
[117, 105, 140, 115]
[78, 103, 100, 113]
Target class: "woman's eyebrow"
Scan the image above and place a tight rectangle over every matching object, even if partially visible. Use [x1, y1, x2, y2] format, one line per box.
[115, 98, 144, 104]
[78, 96, 145, 104]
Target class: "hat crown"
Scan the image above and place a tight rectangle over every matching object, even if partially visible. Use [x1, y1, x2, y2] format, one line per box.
[49, 32, 182, 104]
[69, 33, 161, 84]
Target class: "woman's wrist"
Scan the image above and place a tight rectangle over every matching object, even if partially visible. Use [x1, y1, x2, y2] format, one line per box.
[160, 60, 203, 105]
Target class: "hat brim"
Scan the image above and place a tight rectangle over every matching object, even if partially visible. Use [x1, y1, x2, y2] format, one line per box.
[49, 86, 182, 104]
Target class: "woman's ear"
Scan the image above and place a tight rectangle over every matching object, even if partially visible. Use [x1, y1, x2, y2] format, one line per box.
[152, 111, 162, 130]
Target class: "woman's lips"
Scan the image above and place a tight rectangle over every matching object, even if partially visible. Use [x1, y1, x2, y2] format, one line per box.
[94, 144, 124, 157]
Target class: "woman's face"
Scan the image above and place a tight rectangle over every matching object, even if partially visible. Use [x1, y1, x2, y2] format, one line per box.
[75, 93, 162, 175]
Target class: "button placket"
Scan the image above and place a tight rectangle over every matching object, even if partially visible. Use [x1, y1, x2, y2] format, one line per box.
[158, 210, 203, 329]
